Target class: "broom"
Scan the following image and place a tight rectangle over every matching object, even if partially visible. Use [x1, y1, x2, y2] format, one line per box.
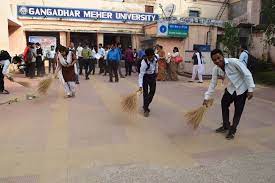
[37, 74, 55, 95]
[121, 89, 142, 114]
[7, 76, 31, 88]
[0, 98, 19, 106]
[185, 99, 214, 130]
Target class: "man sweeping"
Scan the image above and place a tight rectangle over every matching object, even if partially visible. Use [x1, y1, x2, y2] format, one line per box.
[138, 48, 158, 117]
[0, 50, 11, 94]
[203, 49, 255, 140]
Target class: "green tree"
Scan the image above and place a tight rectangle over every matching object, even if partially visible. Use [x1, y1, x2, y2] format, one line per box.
[221, 22, 240, 57]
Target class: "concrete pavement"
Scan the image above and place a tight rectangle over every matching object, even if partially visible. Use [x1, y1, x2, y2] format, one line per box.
[0, 71, 275, 183]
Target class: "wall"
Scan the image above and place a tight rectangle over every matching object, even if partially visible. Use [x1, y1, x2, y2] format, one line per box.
[229, 0, 261, 25]
[250, 32, 275, 64]
[155, 0, 229, 20]
[8, 26, 25, 55]
[0, 1, 10, 51]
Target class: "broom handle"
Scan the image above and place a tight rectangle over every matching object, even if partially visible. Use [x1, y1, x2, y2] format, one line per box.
[0, 98, 18, 106]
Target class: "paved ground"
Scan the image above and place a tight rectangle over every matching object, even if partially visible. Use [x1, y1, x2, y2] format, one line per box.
[0, 70, 275, 183]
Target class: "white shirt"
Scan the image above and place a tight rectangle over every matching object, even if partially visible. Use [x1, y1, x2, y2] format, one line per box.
[0, 59, 10, 75]
[98, 47, 106, 58]
[76, 46, 83, 58]
[47, 50, 55, 59]
[204, 58, 255, 100]
[138, 58, 158, 87]
[239, 50, 249, 66]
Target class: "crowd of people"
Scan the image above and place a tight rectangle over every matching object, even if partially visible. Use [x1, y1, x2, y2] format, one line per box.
[0, 42, 256, 140]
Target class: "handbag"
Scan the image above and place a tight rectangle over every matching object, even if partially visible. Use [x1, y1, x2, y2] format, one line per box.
[174, 56, 183, 63]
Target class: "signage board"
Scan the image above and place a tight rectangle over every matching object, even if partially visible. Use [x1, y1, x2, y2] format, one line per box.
[17, 5, 159, 23]
[157, 22, 189, 38]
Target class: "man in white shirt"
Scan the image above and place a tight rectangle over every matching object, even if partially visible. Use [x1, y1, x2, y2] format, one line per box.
[138, 48, 158, 117]
[203, 49, 255, 140]
[76, 43, 84, 75]
[98, 43, 106, 74]
[47, 45, 56, 74]
[239, 45, 249, 67]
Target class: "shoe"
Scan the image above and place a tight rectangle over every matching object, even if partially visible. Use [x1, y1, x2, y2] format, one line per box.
[144, 111, 149, 117]
[115, 80, 119, 82]
[109, 80, 113, 82]
[215, 126, 229, 133]
[226, 131, 235, 140]
[120, 76, 125, 78]
[188, 80, 194, 82]
[85, 77, 90, 80]
[198, 81, 203, 83]
[76, 81, 80, 84]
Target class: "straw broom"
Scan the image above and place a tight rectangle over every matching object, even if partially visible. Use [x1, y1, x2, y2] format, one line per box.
[185, 99, 214, 130]
[121, 90, 142, 114]
[37, 74, 55, 95]
[7, 76, 31, 88]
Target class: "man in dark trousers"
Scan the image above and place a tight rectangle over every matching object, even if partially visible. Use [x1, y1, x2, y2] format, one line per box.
[125, 45, 134, 76]
[203, 49, 255, 140]
[138, 48, 158, 117]
[35, 43, 44, 77]
[107, 43, 120, 83]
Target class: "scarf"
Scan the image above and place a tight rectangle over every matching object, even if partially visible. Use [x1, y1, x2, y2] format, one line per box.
[58, 51, 72, 66]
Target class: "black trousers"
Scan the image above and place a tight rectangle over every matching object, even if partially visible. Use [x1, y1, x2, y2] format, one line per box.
[0, 66, 4, 92]
[109, 61, 119, 82]
[143, 74, 156, 112]
[99, 58, 105, 74]
[221, 89, 248, 133]
[36, 57, 43, 76]
[78, 57, 84, 75]
[84, 59, 92, 78]
[104, 59, 109, 75]
[48, 58, 56, 73]
[125, 61, 133, 76]
[91, 59, 96, 75]
[29, 62, 36, 78]
[25, 62, 30, 77]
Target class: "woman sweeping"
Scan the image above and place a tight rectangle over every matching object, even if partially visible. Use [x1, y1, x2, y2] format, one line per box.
[56, 45, 77, 98]
[156, 45, 166, 81]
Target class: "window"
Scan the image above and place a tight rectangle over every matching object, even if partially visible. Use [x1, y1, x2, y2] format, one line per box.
[189, 10, 200, 17]
[145, 5, 154, 13]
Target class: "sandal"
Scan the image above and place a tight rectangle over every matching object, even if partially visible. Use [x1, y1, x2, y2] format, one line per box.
[0, 90, 10, 94]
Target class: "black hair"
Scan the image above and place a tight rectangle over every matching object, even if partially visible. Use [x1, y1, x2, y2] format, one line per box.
[173, 47, 179, 52]
[35, 42, 40, 46]
[241, 45, 248, 50]
[99, 43, 103, 46]
[194, 47, 202, 57]
[210, 49, 224, 58]
[145, 48, 155, 56]
[59, 45, 69, 55]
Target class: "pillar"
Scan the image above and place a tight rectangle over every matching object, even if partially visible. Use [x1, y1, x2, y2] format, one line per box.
[60, 32, 67, 46]
[97, 33, 104, 46]
[66, 32, 71, 47]
[132, 34, 140, 49]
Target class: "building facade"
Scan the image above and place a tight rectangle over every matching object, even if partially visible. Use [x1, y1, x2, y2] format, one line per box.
[228, 0, 275, 64]
[1, 0, 230, 59]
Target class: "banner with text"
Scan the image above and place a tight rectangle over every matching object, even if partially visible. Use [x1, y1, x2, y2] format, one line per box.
[157, 22, 189, 38]
[17, 5, 159, 23]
